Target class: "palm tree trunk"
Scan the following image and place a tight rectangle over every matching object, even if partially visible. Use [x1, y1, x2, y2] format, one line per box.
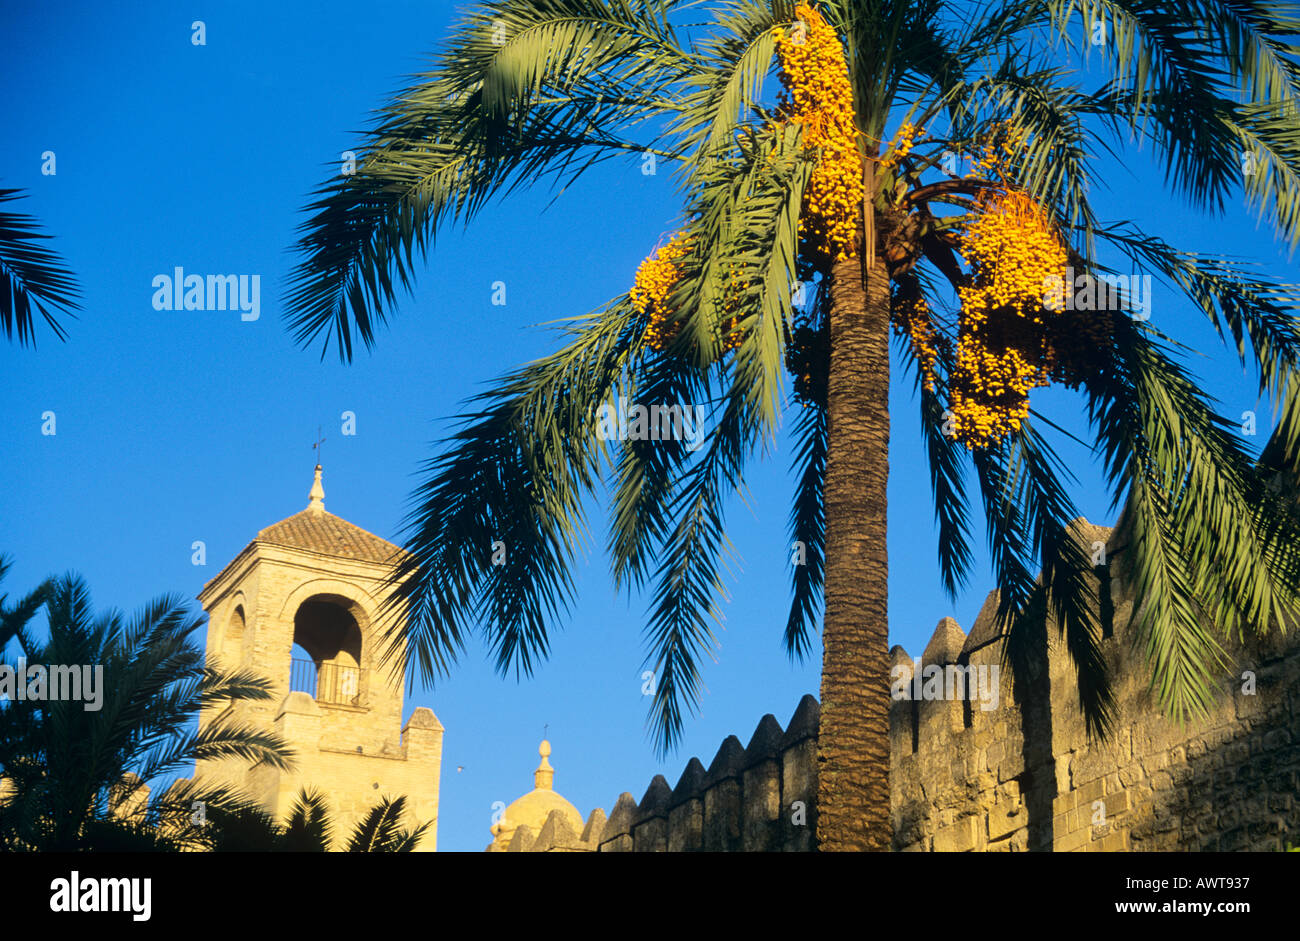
[817, 175, 892, 852]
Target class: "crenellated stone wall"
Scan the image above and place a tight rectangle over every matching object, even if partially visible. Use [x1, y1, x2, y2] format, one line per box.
[503, 520, 1300, 851]
[498, 695, 820, 852]
[890, 521, 1300, 852]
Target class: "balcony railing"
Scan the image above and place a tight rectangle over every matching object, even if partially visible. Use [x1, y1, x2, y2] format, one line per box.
[290, 658, 363, 706]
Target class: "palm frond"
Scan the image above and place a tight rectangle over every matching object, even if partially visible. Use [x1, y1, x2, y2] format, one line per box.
[1086, 314, 1300, 720]
[784, 396, 827, 660]
[915, 351, 975, 599]
[0, 569, 294, 850]
[641, 392, 754, 757]
[283, 0, 691, 360]
[346, 795, 429, 852]
[382, 299, 639, 684]
[282, 788, 334, 851]
[1038, 0, 1300, 242]
[0, 188, 80, 346]
[666, 0, 783, 179]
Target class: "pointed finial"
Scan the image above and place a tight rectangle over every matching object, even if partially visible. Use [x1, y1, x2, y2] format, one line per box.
[534, 739, 554, 791]
[308, 464, 325, 512]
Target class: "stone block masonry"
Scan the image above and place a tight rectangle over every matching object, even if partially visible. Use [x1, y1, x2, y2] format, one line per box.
[889, 521, 1300, 852]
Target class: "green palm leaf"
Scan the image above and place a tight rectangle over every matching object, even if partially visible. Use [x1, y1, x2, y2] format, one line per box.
[0, 188, 80, 346]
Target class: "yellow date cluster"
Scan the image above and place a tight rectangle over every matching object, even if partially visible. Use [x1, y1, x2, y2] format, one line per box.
[631, 232, 694, 352]
[880, 121, 923, 172]
[630, 232, 745, 354]
[972, 123, 1028, 180]
[949, 188, 1069, 449]
[773, 4, 863, 263]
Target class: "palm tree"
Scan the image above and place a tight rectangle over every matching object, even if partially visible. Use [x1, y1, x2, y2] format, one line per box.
[283, 1, 1300, 850]
[0, 562, 293, 851]
[199, 787, 430, 852]
[0, 187, 80, 345]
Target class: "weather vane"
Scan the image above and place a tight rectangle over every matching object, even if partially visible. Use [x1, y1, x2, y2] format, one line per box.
[313, 425, 326, 467]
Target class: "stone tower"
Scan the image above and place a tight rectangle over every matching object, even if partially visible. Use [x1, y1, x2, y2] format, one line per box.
[193, 465, 443, 850]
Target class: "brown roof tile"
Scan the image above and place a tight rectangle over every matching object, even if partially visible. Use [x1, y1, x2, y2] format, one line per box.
[255, 508, 402, 564]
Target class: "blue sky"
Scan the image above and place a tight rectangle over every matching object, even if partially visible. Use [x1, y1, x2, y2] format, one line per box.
[1, 1, 1294, 851]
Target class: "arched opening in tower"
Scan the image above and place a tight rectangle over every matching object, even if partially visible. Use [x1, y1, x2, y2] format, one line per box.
[290, 595, 364, 705]
[225, 605, 246, 663]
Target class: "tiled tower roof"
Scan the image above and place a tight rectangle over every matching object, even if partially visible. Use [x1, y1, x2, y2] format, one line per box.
[255, 508, 401, 563]
[250, 464, 402, 564]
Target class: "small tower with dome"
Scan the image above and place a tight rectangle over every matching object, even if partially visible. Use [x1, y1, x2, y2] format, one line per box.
[486, 739, 584, 851]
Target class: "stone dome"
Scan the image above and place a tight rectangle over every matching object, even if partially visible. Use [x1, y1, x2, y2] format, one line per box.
[489, 739, 584, 848]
